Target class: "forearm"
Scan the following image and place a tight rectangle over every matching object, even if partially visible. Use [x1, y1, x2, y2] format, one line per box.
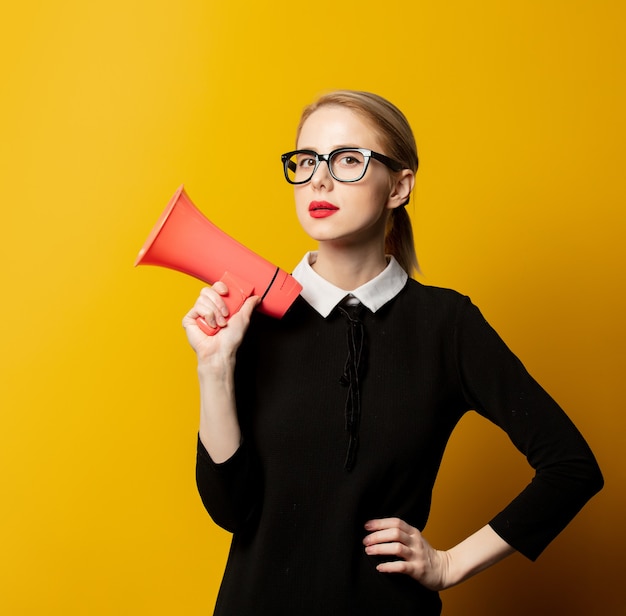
[184, 286, 260, 464]
[443, 524, 515, 588]
[197, 357, 241, 464]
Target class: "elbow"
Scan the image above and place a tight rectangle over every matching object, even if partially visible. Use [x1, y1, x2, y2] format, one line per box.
[583, 458, 604, 499]
[200, 502, 245, 534]
[558, 452, 604, 505]
[574, 444, 604, 498]
[195, 475, 260, 534]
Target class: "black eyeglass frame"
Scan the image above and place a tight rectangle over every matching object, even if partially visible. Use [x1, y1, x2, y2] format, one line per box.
[280, 147, 404, 185]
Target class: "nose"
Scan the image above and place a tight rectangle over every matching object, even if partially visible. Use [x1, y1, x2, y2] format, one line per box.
[310, 157, 333, 188]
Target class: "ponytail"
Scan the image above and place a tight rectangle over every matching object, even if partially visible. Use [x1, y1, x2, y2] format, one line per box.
[385, 206, 419, 277]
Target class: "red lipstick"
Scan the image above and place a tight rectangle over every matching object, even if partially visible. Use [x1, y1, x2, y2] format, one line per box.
[309, 201, 339, 218]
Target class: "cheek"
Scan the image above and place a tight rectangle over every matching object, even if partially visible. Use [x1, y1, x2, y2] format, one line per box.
[294, 187, 306, 209]
[293, 188, 310, 222]
[357, 182, 391, 214]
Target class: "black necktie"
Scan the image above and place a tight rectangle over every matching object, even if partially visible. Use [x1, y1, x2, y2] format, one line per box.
[338, 298, 366, 471]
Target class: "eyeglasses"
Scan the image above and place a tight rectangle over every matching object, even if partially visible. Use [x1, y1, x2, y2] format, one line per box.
[281, 148, 404, 185]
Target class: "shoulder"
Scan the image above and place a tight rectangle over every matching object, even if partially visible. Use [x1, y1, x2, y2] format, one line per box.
[395, 278, 473, 317]
[404, 278, 466, 301]
[406, 279, 496, 332]
[368, 279, 478, 346]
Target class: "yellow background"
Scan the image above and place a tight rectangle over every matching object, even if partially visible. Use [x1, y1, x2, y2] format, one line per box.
[1, 1, 624, 614]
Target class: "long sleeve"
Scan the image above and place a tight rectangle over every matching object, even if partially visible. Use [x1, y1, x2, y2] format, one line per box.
[453, 298, 604, 560]
[195, 325, 263, 533]
[196, 437, 262, 533]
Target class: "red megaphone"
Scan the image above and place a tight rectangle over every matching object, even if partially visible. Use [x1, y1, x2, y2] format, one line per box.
[135, 185, 302, 335]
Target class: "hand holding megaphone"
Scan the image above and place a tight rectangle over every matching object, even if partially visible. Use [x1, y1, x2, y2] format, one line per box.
[135, 186, 302, 335]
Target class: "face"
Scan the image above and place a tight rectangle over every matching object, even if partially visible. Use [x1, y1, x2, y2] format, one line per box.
[293, 105, 409, 249]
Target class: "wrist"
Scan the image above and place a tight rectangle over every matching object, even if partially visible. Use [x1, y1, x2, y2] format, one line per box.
[442, 525, 516, 589]
[197, 359, 236, 395]
[439, 548, 466, 589]
[433, 549, 457, 590]
[197, 348, 236, 374]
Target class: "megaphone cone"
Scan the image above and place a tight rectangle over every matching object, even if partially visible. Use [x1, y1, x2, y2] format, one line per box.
[135, 185, 302, 335]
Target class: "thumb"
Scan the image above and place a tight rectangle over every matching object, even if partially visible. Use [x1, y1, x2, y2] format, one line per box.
[238, 295, 261, 320]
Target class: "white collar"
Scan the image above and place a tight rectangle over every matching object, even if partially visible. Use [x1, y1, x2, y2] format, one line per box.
[291, 251, 408, 318]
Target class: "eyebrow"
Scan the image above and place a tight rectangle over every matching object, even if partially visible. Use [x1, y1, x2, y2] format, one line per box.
[296, 144, 369, 152]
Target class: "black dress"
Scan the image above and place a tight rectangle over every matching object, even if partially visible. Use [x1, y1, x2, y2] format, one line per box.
[196, 280, 603, 615]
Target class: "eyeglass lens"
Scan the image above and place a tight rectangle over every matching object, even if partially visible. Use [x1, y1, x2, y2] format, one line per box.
[285, 150, 368, 184]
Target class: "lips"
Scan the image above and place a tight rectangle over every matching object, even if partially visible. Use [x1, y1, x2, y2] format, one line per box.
[309, 201, 339, 218]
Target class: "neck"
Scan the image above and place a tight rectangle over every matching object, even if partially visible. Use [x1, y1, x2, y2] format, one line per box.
[312, 243, 388, 290]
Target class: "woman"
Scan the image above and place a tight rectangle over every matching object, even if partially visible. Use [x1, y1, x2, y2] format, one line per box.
[183, 90, 603, 615]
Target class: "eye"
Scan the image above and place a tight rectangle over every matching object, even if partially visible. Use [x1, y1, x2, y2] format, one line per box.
[334, 150, 365, 168]
[296, 153, 317, 168]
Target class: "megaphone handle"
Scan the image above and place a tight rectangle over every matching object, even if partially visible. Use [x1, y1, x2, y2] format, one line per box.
[196, 271, 255, 336]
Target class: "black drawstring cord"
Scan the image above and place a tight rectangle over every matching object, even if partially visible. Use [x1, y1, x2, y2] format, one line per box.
[338, 301, 366, 471]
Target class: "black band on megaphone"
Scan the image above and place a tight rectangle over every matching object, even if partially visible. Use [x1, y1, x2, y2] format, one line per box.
[260, 266, 280, 302]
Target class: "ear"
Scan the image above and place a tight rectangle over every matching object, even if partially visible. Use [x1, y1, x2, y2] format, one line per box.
[386, 169, 415, 210]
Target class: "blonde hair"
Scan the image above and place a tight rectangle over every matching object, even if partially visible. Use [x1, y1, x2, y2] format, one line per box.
[296, 90, 420, 276]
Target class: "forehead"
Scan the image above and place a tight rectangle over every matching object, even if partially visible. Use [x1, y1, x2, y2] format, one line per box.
[297, 105, 384, 151]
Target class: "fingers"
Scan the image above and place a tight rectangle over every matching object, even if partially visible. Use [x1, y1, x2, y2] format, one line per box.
[211, 280, 229, 296]
[363, 520, 412, 548]
[364, 517, 412, 533]
[365, 541, 414, 563]
[375, 559, 414, 575]
[362, 517, 447, 590]
[182, 283, 261, 358]
[363, 518, 416, 561]
[199, 285, 230, 329]
[199, 290, 260, 332]
[183, 285, 231, 333]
